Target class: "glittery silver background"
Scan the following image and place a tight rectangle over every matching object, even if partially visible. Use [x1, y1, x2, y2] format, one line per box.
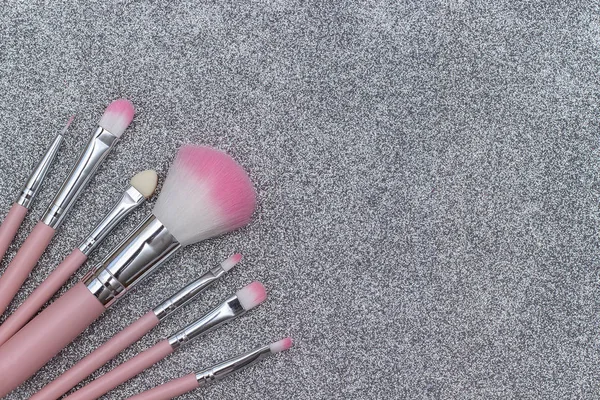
[0, 1, 599, 399]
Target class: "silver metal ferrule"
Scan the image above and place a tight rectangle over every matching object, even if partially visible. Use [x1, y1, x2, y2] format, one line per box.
[78, 186, 146, 256]
[152, 265, 226, 321]
[167, 295, 245, 350]
[16, 133, 64, 208]
[42, 127, 119, 229]
[83, 214, 181, 307]
[195, 345, 272, 386]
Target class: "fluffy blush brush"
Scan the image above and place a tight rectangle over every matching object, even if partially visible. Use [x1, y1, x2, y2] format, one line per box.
[0, 100, 135, 315]
[0, 170, 158, 348]
[0, 145, 256, 396]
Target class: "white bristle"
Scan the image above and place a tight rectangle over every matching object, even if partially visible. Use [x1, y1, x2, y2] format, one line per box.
[236, 282, 267, 310]
[130, 170, 158, 198]
[270, 338, 293, 353]
[98, 99, 135, 138]
[152, 146, 256, 246]
[221, 254, 242, 272]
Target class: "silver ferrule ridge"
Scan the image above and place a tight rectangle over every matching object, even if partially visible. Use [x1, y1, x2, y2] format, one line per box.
[167, 295, 245, 350]
[195, 345, 271, 386]
[84, 214, 181, 307]
[78, 186, 146, 256]
[17, 133, 64, 208]
[152, 265, 226, 321]
[42, 127, 119, 229]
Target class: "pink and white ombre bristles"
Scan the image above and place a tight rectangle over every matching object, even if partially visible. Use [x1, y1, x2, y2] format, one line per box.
[153, 146, 256, 245]
[237, 281, 267, 310]
[270, 337, 294, 353]
[222, 253, 243, 272]
[128, 337, 293, 400]
[98, 99, 135, 137]
[0, 145, 256, 397]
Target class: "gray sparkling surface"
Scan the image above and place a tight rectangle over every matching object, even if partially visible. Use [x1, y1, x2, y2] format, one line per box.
[0, 1, 598, 399]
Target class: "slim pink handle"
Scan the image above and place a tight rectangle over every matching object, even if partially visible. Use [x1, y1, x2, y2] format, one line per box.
[0, 248, 88, 347]
[0, 220, 55, 314]
[127, 374, 199, 400]
[0, 203, 28, 264]
[66, 340, 174, 400]
[0, 282, 105, 397]
[33, 311, 160, 400]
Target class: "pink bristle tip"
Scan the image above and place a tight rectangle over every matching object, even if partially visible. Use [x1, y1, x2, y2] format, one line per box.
[270, 338, 293, 353]
[105, 98, 135, 117]
[153, 145, 256, 246]
[236, 281, 267, 310]
[66, 115, 75, 127]
[99, 99, 135, 137]
[221, 253, 242, 272]
[178, 146, 256, 225]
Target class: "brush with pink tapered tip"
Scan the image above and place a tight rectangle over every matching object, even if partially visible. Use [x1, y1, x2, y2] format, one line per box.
[0, 145, 256, 397]
[31, 253, 242, 400]
[128, 338, 293, 400]
[65, 282, 267, 400]
[0, 170, 158, 348]
[0, 100, 135, 316]
[0, 116, 73, 264]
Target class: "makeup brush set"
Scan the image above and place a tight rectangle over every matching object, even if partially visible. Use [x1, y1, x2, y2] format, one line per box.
[0, 99, 291, 399]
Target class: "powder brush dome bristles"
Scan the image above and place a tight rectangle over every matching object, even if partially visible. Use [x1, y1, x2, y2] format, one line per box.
[152, 145, 256, 246]
[98, 99, 135, 137]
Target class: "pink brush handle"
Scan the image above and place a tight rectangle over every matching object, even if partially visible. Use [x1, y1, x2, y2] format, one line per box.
[128, 374, 199, 400]
[66, 339, 174, 400]
[0, 203, 28, 264]
[0, 220, 55, 314]
[33, 311, 160, 400]
[0, 248, 89, 347]
[0, 282, 105, 397]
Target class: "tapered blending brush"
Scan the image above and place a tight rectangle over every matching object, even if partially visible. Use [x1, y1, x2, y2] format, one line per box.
[127, 338, 293, 400]
[32, 253, 242, 400]
[0, 116, 73, 263]
[0, 145, 256, 396]
[0, 100, 135, 315]
[66, 282, 267, 400]
[0, 170, 158, 347]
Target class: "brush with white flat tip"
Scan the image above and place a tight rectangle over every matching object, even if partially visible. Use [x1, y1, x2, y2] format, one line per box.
[0, 99, 135, 315]
[0, 145, 256, 396]
[32, 253, 242, 400]
[128, 337, 293, 400]
[0, 116, 74, 264]
[65, 282, 267, 400]
[0, 169, 158, 348]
